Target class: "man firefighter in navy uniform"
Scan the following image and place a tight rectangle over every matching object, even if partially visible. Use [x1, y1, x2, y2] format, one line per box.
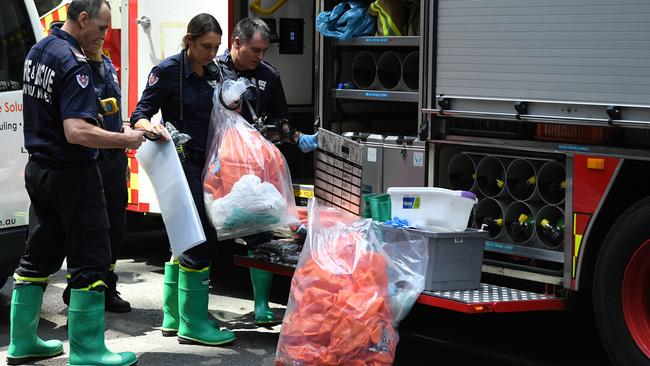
[217, 17, 318, 327]
[7, 1, 144, 365]
[49, 21, 132, 313]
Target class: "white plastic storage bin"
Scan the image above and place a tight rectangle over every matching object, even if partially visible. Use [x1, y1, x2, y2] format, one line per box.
[387, 187, 478, 231]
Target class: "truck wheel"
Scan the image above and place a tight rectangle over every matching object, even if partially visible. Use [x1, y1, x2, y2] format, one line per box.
[594, 197, 650, 366]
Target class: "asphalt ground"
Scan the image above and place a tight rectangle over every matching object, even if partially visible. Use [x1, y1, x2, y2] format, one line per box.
[0, 229, 612, 366]
[0, 232, 425, 366]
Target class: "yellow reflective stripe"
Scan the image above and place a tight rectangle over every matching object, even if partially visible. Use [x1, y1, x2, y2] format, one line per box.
[372, 2, 402, 36]
[130, 172, 139, 190]
[13, 273, 49, 283]
[573, 234, 583, 277]
[108, 264, 116, 272]
[66, 273, 72, 279]
[379, 5, 402, 36]
[370, 3, 389, 36]
[573, 213, 577, 276]
[79, 280, 107, 291]
[169, 260, 180, 265]
[379, 14, 390, 36]
[179, 265, 209, 273]
[369, 3, 383, 33]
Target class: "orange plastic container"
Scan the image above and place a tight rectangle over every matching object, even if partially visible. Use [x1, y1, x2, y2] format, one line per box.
[535, 123, 613, 144]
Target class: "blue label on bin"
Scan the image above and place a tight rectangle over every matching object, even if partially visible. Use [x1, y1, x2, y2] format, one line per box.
[402, 196, 420, 209]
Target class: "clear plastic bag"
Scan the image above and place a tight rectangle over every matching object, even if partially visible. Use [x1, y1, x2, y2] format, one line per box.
[316, 1, 376, 40]
[275, 198, 427, 365]
[377, 225, 428, 325]
[203, 78, 298, 240]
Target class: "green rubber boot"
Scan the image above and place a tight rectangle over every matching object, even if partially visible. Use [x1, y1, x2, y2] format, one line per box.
[68, 289, 137, 366]
[7, 285, 63, 365]
[177, 268, 236, 346]
[161, 262, 219, 336]
[248, 251, 281, 326]
[161, 262, 180, 336]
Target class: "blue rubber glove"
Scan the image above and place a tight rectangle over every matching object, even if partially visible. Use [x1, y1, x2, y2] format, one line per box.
[383, 217, 410, 228]
[298, 133, 318, 153]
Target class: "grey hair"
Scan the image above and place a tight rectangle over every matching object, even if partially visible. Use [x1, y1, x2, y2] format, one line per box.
[67, 0, 110, 21]
[231, 17, 270, 44]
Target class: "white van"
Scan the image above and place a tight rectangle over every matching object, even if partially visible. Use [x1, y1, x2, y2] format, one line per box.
[0, 0, 44, 290]
[0, 0, 233, 289]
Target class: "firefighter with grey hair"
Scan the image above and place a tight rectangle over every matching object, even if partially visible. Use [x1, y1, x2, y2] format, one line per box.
[8, 0, 142, 365]
[217, 17, 318, 327]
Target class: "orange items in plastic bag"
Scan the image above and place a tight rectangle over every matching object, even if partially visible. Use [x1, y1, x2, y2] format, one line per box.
[296, 206, 359, 227]
[276, 200, 399, 366]
[203, 78, 297, 240]
[277, 254, 397, 365]
[203, 128, 286, 200]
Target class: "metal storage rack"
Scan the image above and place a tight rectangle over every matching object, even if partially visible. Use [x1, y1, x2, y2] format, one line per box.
[417, 0, 650, 287]
[316, 2, 424, 135]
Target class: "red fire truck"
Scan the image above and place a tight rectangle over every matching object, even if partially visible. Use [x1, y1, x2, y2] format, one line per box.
[416, 3, 649, 366]
[245, 2, 650, 366]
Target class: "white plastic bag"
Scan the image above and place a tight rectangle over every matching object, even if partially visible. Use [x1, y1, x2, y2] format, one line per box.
[203, 78, 298, 240]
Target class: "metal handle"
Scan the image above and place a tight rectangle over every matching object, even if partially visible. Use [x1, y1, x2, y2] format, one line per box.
[137, 16, 151, 31]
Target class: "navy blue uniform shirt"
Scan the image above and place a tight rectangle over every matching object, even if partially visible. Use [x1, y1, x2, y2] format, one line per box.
[217, 51, 289, 126]
[89, 54, 121, 132]
[23, 27, 99, 163]
[130, 51, 219, 152]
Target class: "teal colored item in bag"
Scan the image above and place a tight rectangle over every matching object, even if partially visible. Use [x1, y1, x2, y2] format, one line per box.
[224, 207, 281, 229]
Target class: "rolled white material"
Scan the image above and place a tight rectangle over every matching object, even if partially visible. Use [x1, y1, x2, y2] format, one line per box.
[136, 139, 206, 256]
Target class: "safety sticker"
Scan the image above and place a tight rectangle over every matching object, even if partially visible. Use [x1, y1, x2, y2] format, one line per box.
[402, 196, 420, 209]
[413, 152, 424, 167]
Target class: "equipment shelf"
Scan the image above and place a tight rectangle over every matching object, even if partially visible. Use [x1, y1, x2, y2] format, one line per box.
[234, 255, 568, 314]
[417, 284, 568, 313]
[332, 89, 419, 103]
[331, 36, 420, 47]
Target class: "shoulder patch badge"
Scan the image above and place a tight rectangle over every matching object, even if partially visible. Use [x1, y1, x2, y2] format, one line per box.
[148, 73, 159, 87]
[76, 74, 89, 88]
